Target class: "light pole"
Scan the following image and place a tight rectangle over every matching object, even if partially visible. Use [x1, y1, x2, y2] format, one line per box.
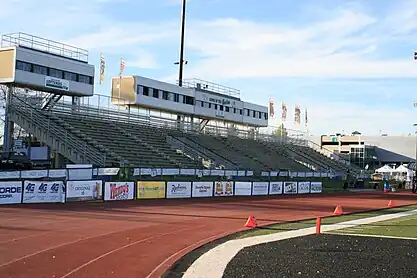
[177, 0, 187, 87]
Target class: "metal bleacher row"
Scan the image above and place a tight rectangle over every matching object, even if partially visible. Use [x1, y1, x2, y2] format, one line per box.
[10, 93, 360, 175]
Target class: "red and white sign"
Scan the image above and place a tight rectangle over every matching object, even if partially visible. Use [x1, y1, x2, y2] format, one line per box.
[192, 182, 213, 197]
[104, 182, 134, 201]
[234, 182, 251, 196]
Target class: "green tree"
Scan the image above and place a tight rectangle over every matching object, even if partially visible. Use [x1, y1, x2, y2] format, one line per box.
[273, 123, 288, 137]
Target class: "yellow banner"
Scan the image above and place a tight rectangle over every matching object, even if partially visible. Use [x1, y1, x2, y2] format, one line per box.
[136, 181, 166, 199]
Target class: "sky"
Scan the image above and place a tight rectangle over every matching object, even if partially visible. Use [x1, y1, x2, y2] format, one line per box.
[1, 0, 417, 136]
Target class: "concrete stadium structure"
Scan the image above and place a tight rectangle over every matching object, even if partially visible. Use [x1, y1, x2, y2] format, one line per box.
[310, 135, 415, 170]
[0, 33, 361, 176]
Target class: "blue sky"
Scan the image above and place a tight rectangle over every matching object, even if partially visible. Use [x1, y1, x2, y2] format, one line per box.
[1, 0, 417, 135]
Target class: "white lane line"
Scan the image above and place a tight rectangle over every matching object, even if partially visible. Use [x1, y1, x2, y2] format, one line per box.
[182, 209, 417, 278]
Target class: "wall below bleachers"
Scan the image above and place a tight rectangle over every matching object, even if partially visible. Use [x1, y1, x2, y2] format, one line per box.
[0, 168, 328, 205]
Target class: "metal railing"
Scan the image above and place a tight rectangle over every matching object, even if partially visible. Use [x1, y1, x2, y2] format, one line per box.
[180, 78, 241, 99]
[1, 32, 88, 63]
[9, 94, 106, 166]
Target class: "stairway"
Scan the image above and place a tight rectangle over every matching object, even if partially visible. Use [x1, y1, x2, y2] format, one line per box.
[8, 94, 107, 166]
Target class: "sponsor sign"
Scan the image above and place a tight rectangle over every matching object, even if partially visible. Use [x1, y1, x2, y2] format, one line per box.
[104, 182, 134, 201]
[214, 181, 233, 196]
[23, 181, 64, 204]
[137, 181, 165, 199]
[0, 181, 22, 204]
[234, 182, 252, 196]
[66, 180, 103, 201]
[310, 182, 323, 193]
[166, 182, 192, 198]
[252, 182, 269, 195]
[298, 181, 310, 194]
[192, 182, 213, 198]
[284, 181, 298, 194]
[45, 76, 69, 91]
[269, 182, 283, 195]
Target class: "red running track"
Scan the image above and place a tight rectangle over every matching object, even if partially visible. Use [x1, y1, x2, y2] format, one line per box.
[0, 192, 415, 278]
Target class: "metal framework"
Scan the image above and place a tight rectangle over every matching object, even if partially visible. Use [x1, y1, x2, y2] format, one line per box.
[1, 32, 89, 63]
[180, 78, 241, 99]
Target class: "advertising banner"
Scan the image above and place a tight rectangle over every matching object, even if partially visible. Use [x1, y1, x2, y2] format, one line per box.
[23, 181, 64, 204]
[0, 181, 22, 204]
[284, 181, 298, 194]
[192, 182, 213, 198]
[66, 180, 103, 202]
[252, 182, 269, 195]
[310, 182, 323, 193]
[166, 182, 192, 198]
[214, 181, 233, 196]
[137, 181, 165, 199]
[269, 181, 283, 195]
[297, 181, 310, 194]
[104, 182, 135, 201]
[234, 182, 252, 196]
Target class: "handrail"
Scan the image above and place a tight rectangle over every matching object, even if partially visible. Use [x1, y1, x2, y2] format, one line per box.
[9, 95, 106, 166]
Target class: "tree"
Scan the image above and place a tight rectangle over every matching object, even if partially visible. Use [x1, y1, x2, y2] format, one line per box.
[352, 130, 361, 135]
[272, 123, 288, 137]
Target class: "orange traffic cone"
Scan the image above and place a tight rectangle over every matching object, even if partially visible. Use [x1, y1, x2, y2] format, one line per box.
[244, 216, 257, 228]
[333, 205, 343, 215]
[388, 200, 395, 207]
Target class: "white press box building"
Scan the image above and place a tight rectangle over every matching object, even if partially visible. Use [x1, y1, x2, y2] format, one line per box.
[111, 76, 269, 130]
[0, 33, 94, 97]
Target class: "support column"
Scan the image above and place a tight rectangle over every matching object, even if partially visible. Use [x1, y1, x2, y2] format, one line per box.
[3, 85, 14, 152]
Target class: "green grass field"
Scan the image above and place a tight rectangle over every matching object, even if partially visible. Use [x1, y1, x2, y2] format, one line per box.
[334, 212, 417, 238]
[234, 205, 417, 239]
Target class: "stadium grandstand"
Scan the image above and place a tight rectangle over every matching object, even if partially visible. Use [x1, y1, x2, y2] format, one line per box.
[0, 33, 362, 176]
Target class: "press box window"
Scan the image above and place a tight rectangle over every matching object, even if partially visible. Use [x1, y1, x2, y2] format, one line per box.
[143, 86, 149, 96]
[78, 75, 92, 85]
[225, 106, 229, 112]
[49, 68, 63, 79]
[64, 72, 77, 81]
[152, 89, 159, 98]
[174, 93, 179, 102]
[16, 61, 32, 72]
[33, 65, 48, 75]
[184, 96, 194, 105]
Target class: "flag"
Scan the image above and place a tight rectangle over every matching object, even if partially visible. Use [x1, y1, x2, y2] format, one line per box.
[281, 102, 287, 122]
[269, 98, 275, 119]
[305, 108, 308, 126]
[295, 105, 301, 124]
[119, 58, 126, 77]
[99, 53, 105, 85]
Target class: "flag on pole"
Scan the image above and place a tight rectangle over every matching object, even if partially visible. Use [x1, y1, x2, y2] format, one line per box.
[99, 53, 105, 85]
[119, 58, 126, 77]
[269, 98, 275, 119]
[305, 108, 308, 126]
[281, 102, 287, 122]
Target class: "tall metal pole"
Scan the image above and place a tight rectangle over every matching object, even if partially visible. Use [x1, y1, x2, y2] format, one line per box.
[178, 0, 187, 87]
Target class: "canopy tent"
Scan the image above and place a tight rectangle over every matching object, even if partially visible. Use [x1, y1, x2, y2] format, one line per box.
[394, 165, 412, 173]
[375, 165, 394, 173]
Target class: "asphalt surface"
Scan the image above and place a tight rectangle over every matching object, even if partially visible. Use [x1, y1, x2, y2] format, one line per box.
[223, 234, 417, 278]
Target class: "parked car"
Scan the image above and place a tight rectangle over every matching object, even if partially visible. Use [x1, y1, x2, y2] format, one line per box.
[0, 151, 33, 170]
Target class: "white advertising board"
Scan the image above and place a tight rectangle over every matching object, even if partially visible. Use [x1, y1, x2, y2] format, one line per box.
[66, 180, 103, 201]
[45, 76, 69, 91]
[310, 182, 323, 193]
[192, 182, 213, 197]
[234, 182, 252, 196]
[252, 182, 269, 195]
[0, 181, 22, 204]
[166, 182, 192, 198]
[284, 181, 298, 194]
[23, 181, 65, 204]
[297, 181, 310, 194]
[269, 181, 283, 195]
[104, 182, 135, 201]
[214, 181, 234, 196]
